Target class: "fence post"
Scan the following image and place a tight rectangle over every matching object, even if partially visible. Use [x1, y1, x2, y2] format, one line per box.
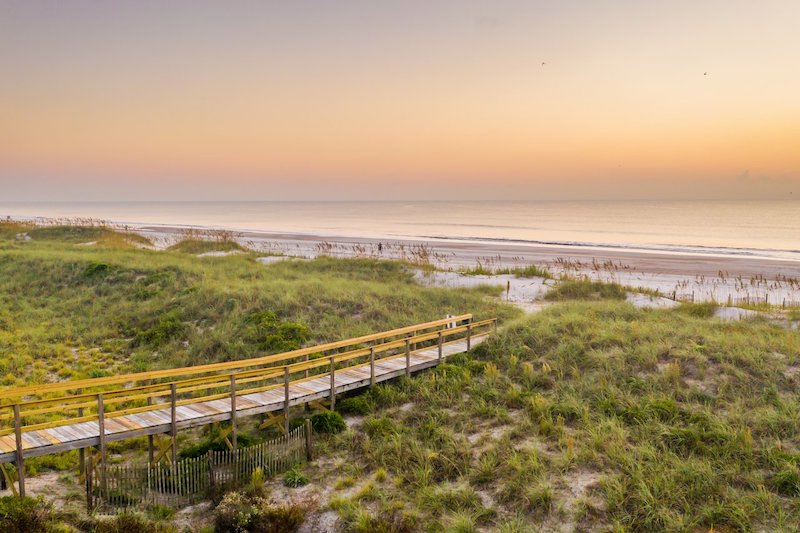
[304, 419, 313, 462]
[86, 454, 94, 513]
[170, 383, 178, 464]
[329, 355, 336, 410]
[283, 367, 290, 433]
[405, 339, 410, 377]
[207, 449, 215, 493]
[369, 347, 376, 386]
[437, 331, 443, 361]
[97, 393, 107, 502]
[230, 375, 237, 451]
[12, 404, 25, 497]
[466, 321, 472, 350]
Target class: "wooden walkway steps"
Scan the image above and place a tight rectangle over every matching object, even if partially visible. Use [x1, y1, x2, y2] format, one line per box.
[0, 314, 496, 497]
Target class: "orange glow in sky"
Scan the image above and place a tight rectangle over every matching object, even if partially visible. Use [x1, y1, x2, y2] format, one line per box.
[1, 1, 798, 200]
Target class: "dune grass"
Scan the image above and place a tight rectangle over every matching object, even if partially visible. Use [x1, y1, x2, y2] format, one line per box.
[167, 238, 248, 254]
[311, 300, 800, 531]
[3, 221, 799, 531]
[0, 221, 516, 389]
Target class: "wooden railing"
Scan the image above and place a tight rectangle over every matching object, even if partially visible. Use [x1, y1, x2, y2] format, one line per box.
[0, 314, 497, 496]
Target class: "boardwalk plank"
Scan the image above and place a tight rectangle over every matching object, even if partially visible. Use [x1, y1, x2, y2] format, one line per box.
[0, 335, 488, 463]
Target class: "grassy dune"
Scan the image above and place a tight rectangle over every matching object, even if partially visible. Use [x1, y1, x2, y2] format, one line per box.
[2, 223, 799, 531]
[310, 301, 800, 532]
[0, 223, 513, 389]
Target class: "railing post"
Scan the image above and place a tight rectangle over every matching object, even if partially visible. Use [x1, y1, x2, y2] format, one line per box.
[146, 382, 154, 466]
[97, 393, 107, 502]
[229, 375, 237, 451]
[437, 331, 443, 361]
[86, 454, 93, 513]
[466, 321, 472, 350]
[304, 418, 313, 462]
[405, 339, 410, 377]
[12, 404, 25, 497]
[170, 384, 178, 463]
[77, 388, 85, 478]
[283, 367, 290, 433]
[329, 355, 336, 410]
[369, 347, 376, 386]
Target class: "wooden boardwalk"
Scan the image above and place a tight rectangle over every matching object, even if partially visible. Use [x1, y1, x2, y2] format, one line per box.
[0, 315, 495, 496]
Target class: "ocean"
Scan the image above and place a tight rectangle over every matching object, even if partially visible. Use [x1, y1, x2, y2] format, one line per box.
[2, 200, 799, 262]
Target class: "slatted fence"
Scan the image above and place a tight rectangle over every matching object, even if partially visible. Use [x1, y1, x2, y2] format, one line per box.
[88, 423, 309, 511]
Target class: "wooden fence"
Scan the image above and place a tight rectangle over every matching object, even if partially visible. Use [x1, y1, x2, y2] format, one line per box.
[88, 422, 310, 511]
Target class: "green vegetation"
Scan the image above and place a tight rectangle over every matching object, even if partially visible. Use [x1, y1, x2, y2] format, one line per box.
[545, 278, 627, 300]
[309, 300, 800, 531]
[0, 221, 511, 390]
[283, 466, 310, 488]
[3, 221, 799, 531]
[167, 239, 247, 255]
[460, 261, 552, 279]
[311, 411, 347, 434]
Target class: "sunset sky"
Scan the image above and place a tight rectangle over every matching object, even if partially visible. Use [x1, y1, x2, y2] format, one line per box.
[1, 1, 798, 201]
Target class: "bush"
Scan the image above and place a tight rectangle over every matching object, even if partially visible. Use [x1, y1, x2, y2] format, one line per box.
[213, 491, 306, 533]
[0, 496, 51, 533]
[94, 512, 172, 533]
[337, 396, 373, 416]
[311, 411, 346, 434]
[283, 467, 309, 488]
[84, 261, 112, 278]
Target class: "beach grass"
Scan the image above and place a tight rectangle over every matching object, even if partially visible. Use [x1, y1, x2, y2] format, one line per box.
[2, 221, 799, 531]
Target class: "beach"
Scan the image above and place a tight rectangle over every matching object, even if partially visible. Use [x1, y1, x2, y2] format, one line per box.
[136, 224, 800, 306]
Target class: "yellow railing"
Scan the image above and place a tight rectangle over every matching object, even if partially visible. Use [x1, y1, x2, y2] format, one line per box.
[0, 315, 497, 438]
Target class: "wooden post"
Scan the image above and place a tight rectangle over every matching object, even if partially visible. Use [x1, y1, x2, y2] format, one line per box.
[146, 383, 154, 465]
[77, 388, 85, 478]
[329, 355, 336, 410]
[304, 419, 313, 462]
[86, 454, 94, 513]
[97, 394, 107, 501]
[369, 347, 376, 386]
[12, 404, 25, 497]
[437, 331, 443, 361]
[207, 449, 215, 491]
[229, 376, 237, 451]
[466, 323, 472, 350]
[170, 384, 178, 463]
[283, 367, 290, 433]
[405, 339, 410, 377]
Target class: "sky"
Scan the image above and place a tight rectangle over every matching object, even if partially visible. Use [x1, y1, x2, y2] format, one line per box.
[1, 0, 799, 201]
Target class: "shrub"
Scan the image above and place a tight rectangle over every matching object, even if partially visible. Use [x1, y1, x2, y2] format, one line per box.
[283, 466, 309, 488]
[311, 411, 346, 434]
[84, 261, 112, 278]
[0, 496, 51, 533]
[337, 396, 373, 416]
[213, 491, 306, 533]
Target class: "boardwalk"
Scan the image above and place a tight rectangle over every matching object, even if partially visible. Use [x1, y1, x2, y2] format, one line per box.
[0, 314, 495, 496]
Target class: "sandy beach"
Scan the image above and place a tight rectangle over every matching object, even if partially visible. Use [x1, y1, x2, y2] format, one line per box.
[137, 224, 800, 306]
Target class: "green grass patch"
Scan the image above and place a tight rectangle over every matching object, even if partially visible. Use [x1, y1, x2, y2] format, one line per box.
[545, 279, 626, 300]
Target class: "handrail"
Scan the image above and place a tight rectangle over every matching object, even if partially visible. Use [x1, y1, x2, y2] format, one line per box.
[0, 317, 498, 438]
[0, 314, 473, 401]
